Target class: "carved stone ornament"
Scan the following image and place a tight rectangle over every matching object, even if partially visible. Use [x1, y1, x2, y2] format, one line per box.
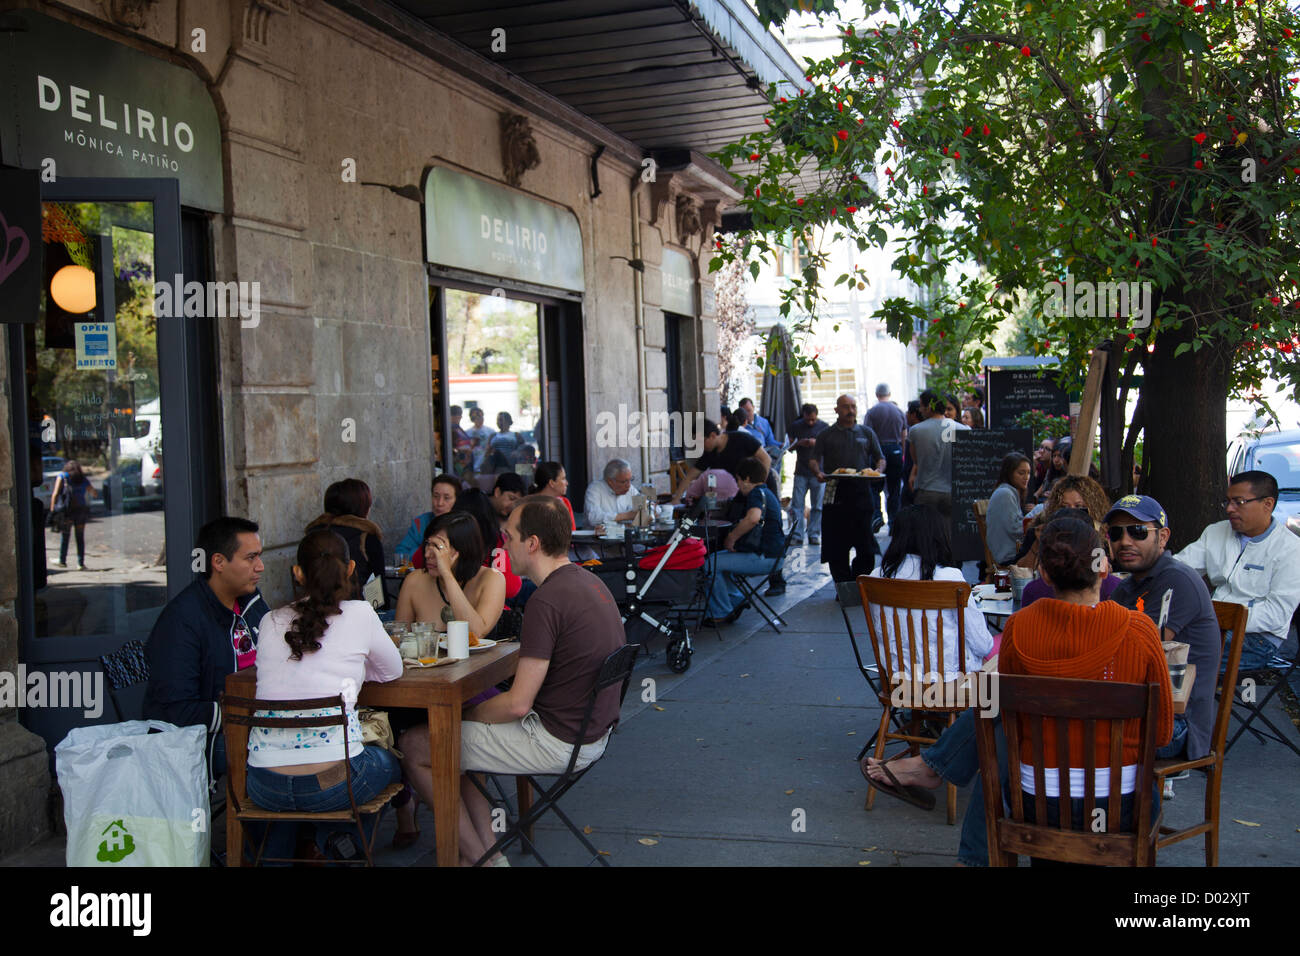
[500, 112, 541, 187]
[675, 196, 703, 244]
[243, 0, 292, 47]
[101, 0, 160, 29]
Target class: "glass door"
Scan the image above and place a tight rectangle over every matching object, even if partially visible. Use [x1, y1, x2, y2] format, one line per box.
[11, 178, 195, 742]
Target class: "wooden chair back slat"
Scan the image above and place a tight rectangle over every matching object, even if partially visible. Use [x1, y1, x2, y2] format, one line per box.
[858, 577, 972, 688]
[1211, 601, 1248, 755]
[975, 674, 1162, 866]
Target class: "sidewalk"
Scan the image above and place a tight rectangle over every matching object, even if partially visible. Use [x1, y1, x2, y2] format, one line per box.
[6, 553, 1298, 867]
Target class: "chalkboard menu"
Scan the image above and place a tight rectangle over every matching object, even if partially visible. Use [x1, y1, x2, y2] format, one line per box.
[986, 367, 1069, 429]
[951, 428, 1032, 562]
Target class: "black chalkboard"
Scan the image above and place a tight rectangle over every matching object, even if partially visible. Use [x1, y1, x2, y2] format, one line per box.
[986, 367, 1070, 429]
[951, 428, 1032, 562]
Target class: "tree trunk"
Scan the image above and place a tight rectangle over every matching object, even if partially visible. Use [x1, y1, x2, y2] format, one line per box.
[1141, 310, 1233, 552]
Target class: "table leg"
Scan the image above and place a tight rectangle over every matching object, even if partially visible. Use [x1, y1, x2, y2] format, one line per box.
[516, 777, 534, 846]
[428, 701, 461, 867]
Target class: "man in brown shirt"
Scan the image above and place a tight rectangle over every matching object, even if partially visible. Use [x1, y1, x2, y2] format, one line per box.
[456, 495, 626, 865]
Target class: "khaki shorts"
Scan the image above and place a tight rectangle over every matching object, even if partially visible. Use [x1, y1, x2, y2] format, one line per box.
[461, 711, 609, 776]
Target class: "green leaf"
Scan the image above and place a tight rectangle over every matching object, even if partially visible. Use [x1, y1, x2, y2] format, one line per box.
[923, 53, 939, 79]
[1181, 29, 1207, 55]
[1174, 342, 1191, 357]
[750, 261, 761, 281]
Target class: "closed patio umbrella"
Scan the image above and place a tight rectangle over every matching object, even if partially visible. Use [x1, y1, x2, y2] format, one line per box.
[759, 324, 802, 465]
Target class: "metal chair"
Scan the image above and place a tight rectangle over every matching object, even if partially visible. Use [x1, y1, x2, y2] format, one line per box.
[1222, 606, 1300, 758]
[724, 507, 797, 634]
[1153, 601, 1247, 865]
[220, 693, 403, 866]
[470, 643, 641, 866]
[859, 576, 975, 825]
[975, 674, 1163, 867]
[834, 580, 906, 759]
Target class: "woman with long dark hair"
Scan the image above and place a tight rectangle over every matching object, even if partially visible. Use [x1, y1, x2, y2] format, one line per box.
[394, 512, 505, 638]
[452, 488, 522, 600]
[528, 461, 576, 530]
[868, 505, 993, 677]
[246, 528, 404, 860]
[50, 459, 97, 569]
[305, 478, 386, 606]
[986, 452, 1031, 565]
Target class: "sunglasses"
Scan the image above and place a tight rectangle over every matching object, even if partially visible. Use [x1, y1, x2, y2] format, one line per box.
[1107, 524, 1157, 542]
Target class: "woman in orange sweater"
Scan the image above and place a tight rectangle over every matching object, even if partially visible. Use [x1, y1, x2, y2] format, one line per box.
[865, 515, 1172, 864]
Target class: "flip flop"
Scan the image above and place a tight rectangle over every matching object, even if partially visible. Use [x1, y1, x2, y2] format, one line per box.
[860, 755, 937, 811]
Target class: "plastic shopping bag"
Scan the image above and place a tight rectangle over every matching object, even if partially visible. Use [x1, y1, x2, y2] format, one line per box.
[55, 720, 210, 867]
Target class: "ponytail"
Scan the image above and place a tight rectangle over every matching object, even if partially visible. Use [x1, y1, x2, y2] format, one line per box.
[285, 528, 352, 660]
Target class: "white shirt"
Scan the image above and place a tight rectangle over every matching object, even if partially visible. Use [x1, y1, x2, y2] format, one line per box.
[584, 478, 638, 529]
[1174, 516, 1300, 645]
[867, 555, 994, 679]
[249, 601, 403, 767]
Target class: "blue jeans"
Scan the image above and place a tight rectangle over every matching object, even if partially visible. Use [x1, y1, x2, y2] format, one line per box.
[1222, 630, 1277, 675]
[707, 550, 778, 618]
[245, 745, 401, 865]
[791, 474, 824, 540]
[1156, 715, 1188, 760]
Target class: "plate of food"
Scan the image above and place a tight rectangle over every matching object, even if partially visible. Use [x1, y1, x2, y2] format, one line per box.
[859, 468, 883, 477]
[404, 656, 457, 668]
[437, 637, 498, 653]
[832, 467, 857, 475]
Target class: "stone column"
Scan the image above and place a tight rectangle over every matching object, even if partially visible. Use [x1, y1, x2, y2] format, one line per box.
[0, 337, 53, 857]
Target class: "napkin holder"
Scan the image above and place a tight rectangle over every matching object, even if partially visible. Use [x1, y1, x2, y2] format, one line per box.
[630, 494, 651, 528]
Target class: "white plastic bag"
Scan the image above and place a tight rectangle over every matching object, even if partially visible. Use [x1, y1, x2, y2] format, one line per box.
[55, 720, 210, 867]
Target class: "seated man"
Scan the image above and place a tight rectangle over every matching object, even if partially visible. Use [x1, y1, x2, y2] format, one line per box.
[1174, 470, 1300, 673]
[143, 516, 267, 780]
[397, 473, 461, 559]
[701, 457, 785, 627]
[489, 472, 526, 522]
[584, 458, 639, 530]
[1105, 495, 1221, 760]
[399, 496, 626, 866]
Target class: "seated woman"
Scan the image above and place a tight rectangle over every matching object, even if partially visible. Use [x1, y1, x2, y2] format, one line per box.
[246, 528, 404, 863]
[395, 512, 505, 638]
[866, 505, 993, 678]
[863, 516, 1172, 866]
[682, 467, 739, 505]
[702, 457, 784, 627]
[529, 461, 576, 530]
[306, 478, 386, 608]
[1014, 473, 1110, 569]
[1019, 507, 1122, 606]
[452, 488, 523, 602]
[986, 452, 1031, 566]
[398, 474, 461, 564]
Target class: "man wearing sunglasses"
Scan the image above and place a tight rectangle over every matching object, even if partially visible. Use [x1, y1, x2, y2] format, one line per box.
[1106, 495, 1220, 761]
[144, 516, 267, 781]
[1174, 470, 1300, 675]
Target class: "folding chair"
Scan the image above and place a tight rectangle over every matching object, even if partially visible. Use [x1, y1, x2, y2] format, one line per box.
[724, 507, 797, 634]
[220, 693, 403, 866]
[1223, 606, 1300, 758]
[859, 577, 975, 824]
[975, 674, 1162, 867]
[835, 580, 906, 759]
[470, 643, 641, 866]
[1153, 601, 1246, 865]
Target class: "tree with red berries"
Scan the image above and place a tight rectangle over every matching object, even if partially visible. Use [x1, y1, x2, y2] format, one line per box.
[716, 0, 1300, 547]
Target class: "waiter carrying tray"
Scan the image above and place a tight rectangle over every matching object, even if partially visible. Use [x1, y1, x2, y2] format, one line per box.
[810, 394, 886, 582]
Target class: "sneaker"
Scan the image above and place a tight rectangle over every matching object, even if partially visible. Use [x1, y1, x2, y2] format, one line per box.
[78, 563, 88, 571]
[765, 583, 786, 597]
[54, 560, 66, 568]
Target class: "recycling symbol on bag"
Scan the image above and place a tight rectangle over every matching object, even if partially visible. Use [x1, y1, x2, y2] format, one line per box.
[97, 819, 136, 863]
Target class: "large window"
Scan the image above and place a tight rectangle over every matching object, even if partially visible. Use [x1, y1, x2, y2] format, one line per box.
[26, 201, 166, 640]
[443, 288, 546, 483]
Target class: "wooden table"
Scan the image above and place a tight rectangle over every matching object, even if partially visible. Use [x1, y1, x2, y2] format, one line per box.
[225, 642, 520, 867]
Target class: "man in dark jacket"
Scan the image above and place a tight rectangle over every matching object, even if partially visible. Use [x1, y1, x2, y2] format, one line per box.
[143, 516, 267, 779]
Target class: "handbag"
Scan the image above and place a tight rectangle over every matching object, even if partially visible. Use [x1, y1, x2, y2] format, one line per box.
[357, 708, 402, 758]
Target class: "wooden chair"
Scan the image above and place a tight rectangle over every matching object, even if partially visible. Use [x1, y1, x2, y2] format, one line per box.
[1154, 601, 1247, 865]
[974, 674, 1162, 867]
[858, 576, 975, 825]
[972, 499, 997, 583]
[668, 460, 691, 499]
[221, 693, 404, 866]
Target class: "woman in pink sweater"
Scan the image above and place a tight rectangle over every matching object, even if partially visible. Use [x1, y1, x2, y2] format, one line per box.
[246, 528, 404, 862]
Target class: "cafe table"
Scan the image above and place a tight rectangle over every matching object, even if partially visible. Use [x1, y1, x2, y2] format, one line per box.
[224, 641, 521, 867]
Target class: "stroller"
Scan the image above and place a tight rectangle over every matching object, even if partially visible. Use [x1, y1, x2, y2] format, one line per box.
[590, 502, 712, 673]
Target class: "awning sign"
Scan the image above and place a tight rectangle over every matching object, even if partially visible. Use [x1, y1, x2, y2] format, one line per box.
[74, 322, 116, 370]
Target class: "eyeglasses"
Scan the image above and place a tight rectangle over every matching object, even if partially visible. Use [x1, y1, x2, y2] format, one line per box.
[1220, 496, 1266, 509]
[1107, 524, 1156, 542]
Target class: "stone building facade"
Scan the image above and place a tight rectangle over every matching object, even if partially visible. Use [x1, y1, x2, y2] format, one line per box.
[0, 0, 799, 854]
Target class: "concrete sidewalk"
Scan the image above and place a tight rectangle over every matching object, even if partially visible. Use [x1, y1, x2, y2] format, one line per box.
[6, 558, 1298, 867]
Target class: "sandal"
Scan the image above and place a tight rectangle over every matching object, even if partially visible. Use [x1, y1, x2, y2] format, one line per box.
[391, 787, 420, 850]
[860, 755, 937, 811]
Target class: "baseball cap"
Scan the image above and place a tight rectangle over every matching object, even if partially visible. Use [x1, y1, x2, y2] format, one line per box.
[1104, 494, 1167, 528]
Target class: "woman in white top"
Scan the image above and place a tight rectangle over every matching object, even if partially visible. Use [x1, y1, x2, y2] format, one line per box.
[867, 505, 993, 679]
[246, 528, 404, 861]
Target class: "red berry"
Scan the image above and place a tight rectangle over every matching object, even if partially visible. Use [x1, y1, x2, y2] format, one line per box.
[846, 206, 858, 213]
[750, 153, 760, 161]
[838, 130, 849, 141]
[1194, 159, 1204, 169]
[1193, 132, 1208, 144]
[796, 198, 804, 206]
[982, 124, 991, 136]
[1021, 45, 1032, 56]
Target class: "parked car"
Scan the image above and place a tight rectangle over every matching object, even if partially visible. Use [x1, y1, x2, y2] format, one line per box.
[105, 451, 163, 512]
[33, 456, 66, 509]
[1226, 427, 1300, 536]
